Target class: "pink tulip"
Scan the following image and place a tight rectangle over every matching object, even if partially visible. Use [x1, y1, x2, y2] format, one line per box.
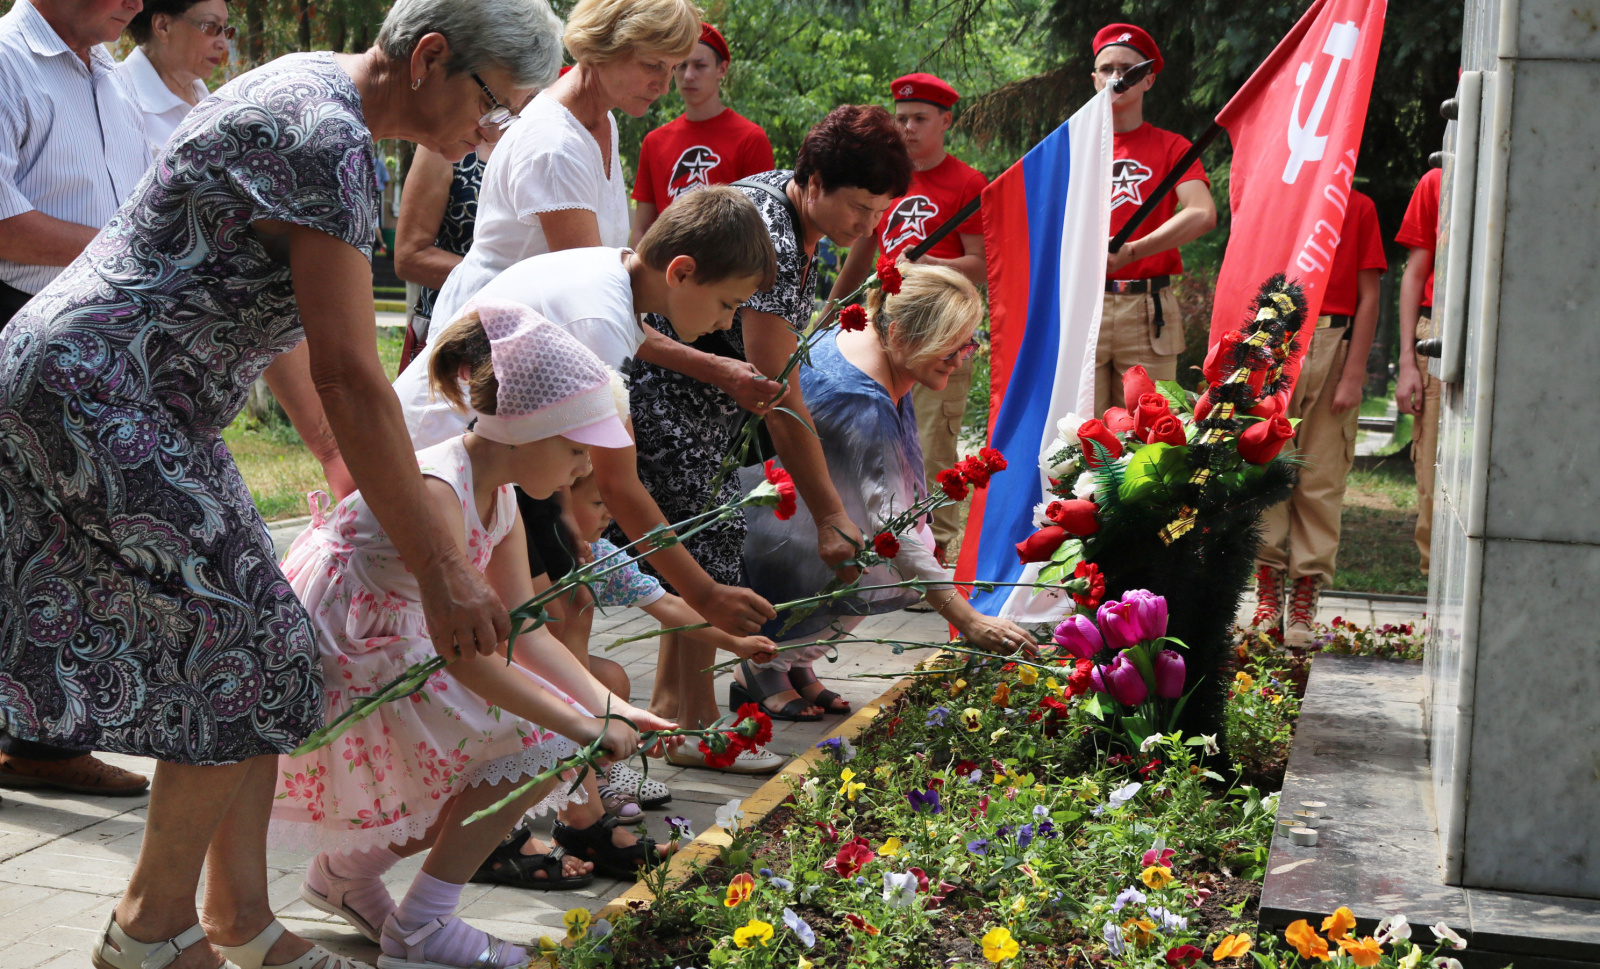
[1153, 650, 1186, 699]
[1052, 614, 1104, 661]
[1103, 654, 1148, 706]
[1096, 598, 1141, 652]
[1120, 589, 1169, 642]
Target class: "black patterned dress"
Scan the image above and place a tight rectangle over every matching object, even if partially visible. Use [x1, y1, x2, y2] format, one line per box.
[620, 169, 816, 590]
[411, 152, 486, 330]
[0, 53, 378, 765]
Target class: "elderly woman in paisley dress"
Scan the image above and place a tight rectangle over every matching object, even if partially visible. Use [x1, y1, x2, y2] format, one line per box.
[0, 1, 564, 967]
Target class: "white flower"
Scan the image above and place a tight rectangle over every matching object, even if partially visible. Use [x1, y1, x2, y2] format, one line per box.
[1428, 923, 1466, 950]
[838, 737, 858, 763]
[1376, 914, 1412, 944]
[1140, 733, 1166, 753]
[1032, 502, 1053, 528]
[1057, 412, 1086, 438]
[882, 871, 919, 908]
[1073, 472, 1097, 500]
[801, 776, 822, 805]
[990, 726, 1009, 742]
[714, 798, 745, 831]
[1433, 959, 1464, 969]
[1107, 782, 1142, 809]
[1049, 453, 1080, 479]
[1201, 734, 1220, 756]
[1399, 949, 1424, 969]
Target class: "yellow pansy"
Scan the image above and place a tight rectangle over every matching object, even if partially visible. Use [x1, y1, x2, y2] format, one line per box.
[1010, 895, 1027, 915]
[981, 926, 1020, 962]
[1018, 666, 1039, 685]
[990, 726, 1010, 742]
[839, 767, 865, 801]
[879, 836, 902, 856]
[1399, 949, 1423, 969]
[733, 919, 775, 948]
[1140, 865, 1174, 890]
[1123, 918, 1158, 947]
[949, 677, 968, 697]
[1235, 671, 1255, 690]
[1213, 933, 1254, 961]
[562, 908, 590, 941]
[960, 708, 983, 732]
[798, 958, 815, 969]
[874, 764, 894, 781]
[1046, 676, 1062, 695]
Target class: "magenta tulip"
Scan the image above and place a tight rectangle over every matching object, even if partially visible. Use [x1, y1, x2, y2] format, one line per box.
[1153, 650, 1186, 699]
[1120, 589, 1169, 642]
[1052, 614, 1104, 661]
[1096, 598, 1141, 651]
[1103, 654, 1149, 706]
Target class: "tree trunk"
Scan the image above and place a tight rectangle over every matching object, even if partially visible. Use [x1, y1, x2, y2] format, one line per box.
[245, 0, 265, 66]
[297, 0, 312, 52]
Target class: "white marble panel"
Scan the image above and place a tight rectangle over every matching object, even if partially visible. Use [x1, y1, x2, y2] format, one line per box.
[1427, 495, 1474, 880]
[1512, 0, 1600, 62]
[1480, 58, 1600, 543]
[1458, 538, 1600, 897]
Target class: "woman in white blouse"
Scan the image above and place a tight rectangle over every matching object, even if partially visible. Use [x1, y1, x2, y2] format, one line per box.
[115, 0, 231, 156]
[429, 0, 697, 330]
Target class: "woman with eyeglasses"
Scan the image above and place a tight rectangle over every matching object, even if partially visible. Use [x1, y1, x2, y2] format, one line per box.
[737, 264, 1036, 715]
[0, 1, 569, 967]
[115, 0, 232, 157]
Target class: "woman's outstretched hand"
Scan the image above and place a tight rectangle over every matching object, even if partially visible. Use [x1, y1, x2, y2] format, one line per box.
[417, 550, 511, 659]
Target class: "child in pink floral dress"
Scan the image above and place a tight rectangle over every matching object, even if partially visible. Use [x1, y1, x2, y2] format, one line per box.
[271, 301, 677, 969]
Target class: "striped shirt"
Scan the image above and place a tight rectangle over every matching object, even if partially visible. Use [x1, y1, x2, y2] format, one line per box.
[0, 0, 150, 295]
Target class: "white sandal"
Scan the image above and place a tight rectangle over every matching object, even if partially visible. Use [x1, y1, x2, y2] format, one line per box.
[375, 916, 529, 969]
[216, 919, 372, 969]
[299, 852, 392, 944]
[604, 762, 671, 808]
[92, 912, 240, 969]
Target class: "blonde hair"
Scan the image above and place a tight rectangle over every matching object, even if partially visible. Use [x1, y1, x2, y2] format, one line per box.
[866, 263, 983, 367]
[563, 0, 701, 65]
[427, 309, 631, 421]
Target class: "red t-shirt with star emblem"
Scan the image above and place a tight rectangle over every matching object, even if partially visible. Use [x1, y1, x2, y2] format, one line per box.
[631, 108, 775, 211]
[1395, 167, 1440, 308]
[872, 153, 988, 261]
[1319, 189, 1388, 317]
[1109, 123, 1208, 281]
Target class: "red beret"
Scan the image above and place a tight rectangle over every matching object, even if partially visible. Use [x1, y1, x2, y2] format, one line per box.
[890, 72, 959, 109]
[698, 22, 730, 63]
[1093, 23, 1163, 75]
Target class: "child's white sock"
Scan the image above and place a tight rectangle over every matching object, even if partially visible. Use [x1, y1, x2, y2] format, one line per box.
[384, 870, 526, 968]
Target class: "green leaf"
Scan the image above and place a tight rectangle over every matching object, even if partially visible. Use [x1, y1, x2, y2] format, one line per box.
[1118, 443, 1190, 506]
[772, 405, 818, 437]
[1155, 380, 1193, 414]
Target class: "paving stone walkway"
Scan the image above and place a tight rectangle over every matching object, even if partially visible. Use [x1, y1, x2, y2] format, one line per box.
[0, 523, 1425, 967]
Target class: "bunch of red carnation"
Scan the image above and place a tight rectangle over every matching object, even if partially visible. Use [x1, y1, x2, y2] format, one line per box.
[1025, 692, 1072, 738]
[696, 703, 774, 769]
[874, 255, 903, 295]
[838, 303, 869, 332]
[1071, 561, 1105, 609]
[937, 447, 1009, 501]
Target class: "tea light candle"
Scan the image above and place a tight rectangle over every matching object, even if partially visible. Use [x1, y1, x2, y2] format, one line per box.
[1300, 800, 1328, 812]
[1289, 826, 1319, 846]
[1292, 810, 1322, 829]
[1278, 816, 1301, 834]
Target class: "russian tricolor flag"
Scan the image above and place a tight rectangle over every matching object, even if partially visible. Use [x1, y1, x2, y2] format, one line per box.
[954, 87, 1114, 622]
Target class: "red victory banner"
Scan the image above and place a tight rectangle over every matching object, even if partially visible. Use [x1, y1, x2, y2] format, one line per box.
[1209, 0, 1387, 404]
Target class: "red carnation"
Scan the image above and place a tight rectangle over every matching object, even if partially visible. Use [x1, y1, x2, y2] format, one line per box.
[763, 459, 798, 519]
[872, 531, 901, 559]
[956, 456, 991, 488]
[838, 303, 868, 332]
[732, 702, 773, 747]
[697, 734, 742, 769]
[875, 255, 903, 294]
[936, 468, 968, 501]
[978, 447, 1007, 474]
[1071, 561, 1104, 609]
[1066, 660, 1094, 697]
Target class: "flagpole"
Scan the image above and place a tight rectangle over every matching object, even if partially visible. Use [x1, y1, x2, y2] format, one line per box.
[902, 60, 1161, 264]
[1106, 122, 1223, 254]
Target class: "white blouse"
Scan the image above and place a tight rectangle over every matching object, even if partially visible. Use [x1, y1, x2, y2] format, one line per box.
[430, 91, 629, 330]
[115, 46, 210, 158]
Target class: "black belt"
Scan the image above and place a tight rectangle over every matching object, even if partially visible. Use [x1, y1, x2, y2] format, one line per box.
[1105, 275, 1171, 295]
[1317, 314, 1354, 341]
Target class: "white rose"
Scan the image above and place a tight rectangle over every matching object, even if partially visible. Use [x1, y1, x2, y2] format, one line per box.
[1074, 472, 1097, 500]
[1049, 456, 1079, 480]
[1032, 502, 1053, 528]
[1056, 412, 1086, 438]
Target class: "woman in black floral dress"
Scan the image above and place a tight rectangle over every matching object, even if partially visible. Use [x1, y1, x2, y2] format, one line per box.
[627, 106, 914, 748]
[0, 1, 564, 965]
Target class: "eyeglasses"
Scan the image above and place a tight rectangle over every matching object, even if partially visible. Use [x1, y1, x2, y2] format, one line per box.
[1094, 64, 1134, 79]
[941, 338, 981, 364]
[181, 17, 236, 39]
[471, 73, 520, 131]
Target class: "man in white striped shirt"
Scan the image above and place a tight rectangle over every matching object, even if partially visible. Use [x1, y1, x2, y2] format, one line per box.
[0, 0, 150, 326]
[0, 0, 152, 796]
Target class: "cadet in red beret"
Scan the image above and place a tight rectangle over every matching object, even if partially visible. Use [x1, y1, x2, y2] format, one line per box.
[828, 71, 988, 565]
[630, 23, 774, 243]
[1090, 23, 1218, 418]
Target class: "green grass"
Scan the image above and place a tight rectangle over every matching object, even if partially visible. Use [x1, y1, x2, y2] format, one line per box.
[226, 328, 405, 521]
[1334, 457, 1427, 596]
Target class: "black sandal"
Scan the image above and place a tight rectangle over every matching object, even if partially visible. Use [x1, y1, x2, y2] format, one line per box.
[788, 664, 850, 714]
[471, 823, 596, 890]
[728, 660, 822, 721]
[552, 814, 670, 881]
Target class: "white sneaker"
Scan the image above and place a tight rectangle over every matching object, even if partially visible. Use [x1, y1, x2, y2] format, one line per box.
[667, 743, 785, 774]
[606, 762, 672, 808]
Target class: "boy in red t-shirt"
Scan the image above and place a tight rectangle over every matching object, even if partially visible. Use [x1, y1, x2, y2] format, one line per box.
[1394, 167, 1440, 573]
[629, 23, 774, 244]
[1251, 188, 1388, 645]
[1091, 24, 1218, 417]
[828, 72, 988, 563]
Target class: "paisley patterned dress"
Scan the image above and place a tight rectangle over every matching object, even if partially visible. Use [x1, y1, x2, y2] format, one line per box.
[411, 151, 486, 327]
[0, 52, 377, 765]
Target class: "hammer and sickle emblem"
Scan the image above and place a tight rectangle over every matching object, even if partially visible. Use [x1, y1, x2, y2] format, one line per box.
[1282, 20, 1360, 184]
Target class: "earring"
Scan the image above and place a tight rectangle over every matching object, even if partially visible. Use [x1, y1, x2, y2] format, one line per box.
[411, 77, 423, 91]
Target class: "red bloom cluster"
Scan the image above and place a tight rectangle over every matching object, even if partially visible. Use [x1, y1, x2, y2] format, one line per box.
[842, 913, 881, 935]
[939, 448, 1008, 501]
[696, 703, 774, 769]
[872, 531, 901, 559]
[1065, 658, 1094, 696]
[838, 303, 868, 332]
[875, 255, 903, 294]
[1071, 561, 1105, 609]
[825, 836, 876, 878]
[936, 468, 969, 501]
[1025, 693, 1071, 737]
[978, 447, 1007, 472]
[762, 459, 798, 520]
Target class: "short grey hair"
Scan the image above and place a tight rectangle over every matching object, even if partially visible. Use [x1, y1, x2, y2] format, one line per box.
[377, 0, 564, 88]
